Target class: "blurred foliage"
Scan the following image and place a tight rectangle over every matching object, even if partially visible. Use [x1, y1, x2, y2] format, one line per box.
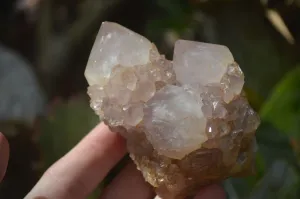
[261, 66, 300, 162]
[261, 66, 300, 140]
[1, 0, 300, 198]
[39, 95, 98, 168]
[227, 122, 300, 199]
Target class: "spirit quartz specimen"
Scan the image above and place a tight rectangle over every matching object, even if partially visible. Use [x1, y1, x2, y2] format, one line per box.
[85, 22, 260, 199]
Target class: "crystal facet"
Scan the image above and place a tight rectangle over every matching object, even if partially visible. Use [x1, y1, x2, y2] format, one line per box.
[173, 40, 234, 86]
[85, 22, 260, 199]
[85, 22, 152, 86]
[144, 85, 207, 159]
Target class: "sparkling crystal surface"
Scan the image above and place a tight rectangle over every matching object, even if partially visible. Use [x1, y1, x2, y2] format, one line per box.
[85, 22, 260, 199]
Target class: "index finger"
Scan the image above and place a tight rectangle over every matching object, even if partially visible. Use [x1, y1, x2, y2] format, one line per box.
[25, 122, 126, 199]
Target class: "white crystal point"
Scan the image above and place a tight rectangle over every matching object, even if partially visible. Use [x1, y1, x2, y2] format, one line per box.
[173, 40, 234, 86]
[144, 85, 207, 159]
[85, 22, 153, 86]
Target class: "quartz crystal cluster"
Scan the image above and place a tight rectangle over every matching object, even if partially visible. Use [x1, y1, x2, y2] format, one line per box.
[85, 22, 260, 199]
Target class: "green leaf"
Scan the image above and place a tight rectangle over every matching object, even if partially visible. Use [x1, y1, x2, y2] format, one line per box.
[260, 67, 300, 140]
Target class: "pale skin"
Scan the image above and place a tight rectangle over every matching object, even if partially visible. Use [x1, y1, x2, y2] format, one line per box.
[0, 123, 226, 199]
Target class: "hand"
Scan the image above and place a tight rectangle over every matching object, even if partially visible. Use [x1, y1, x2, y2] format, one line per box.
[25, 123, 226, 199]
[0, 132, 9, 183]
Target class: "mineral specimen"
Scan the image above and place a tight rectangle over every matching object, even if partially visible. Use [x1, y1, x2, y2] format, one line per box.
[85, 22, 260, 199]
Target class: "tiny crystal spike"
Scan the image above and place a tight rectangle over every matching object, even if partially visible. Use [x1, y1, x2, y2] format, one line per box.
[85, 22, 260, 199]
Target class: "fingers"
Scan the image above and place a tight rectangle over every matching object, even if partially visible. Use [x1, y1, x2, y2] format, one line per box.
[99, 162, 154, 199]
[193, 184, 226, 199]
[25, 122, 126, 199]
[0, 132, 9, 182]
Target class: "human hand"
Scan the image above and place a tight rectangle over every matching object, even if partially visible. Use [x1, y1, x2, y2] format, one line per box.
[25, 122, 226, 199]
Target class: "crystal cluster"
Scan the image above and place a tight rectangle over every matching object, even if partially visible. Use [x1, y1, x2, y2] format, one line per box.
[85, 22, 260, 199]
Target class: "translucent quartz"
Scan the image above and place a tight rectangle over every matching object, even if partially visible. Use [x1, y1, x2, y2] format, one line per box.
[173, 40, 234, 85]
[85, 22, 152, 86]
[144, 85, 207, 159]
[85, 22, 260, 199]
